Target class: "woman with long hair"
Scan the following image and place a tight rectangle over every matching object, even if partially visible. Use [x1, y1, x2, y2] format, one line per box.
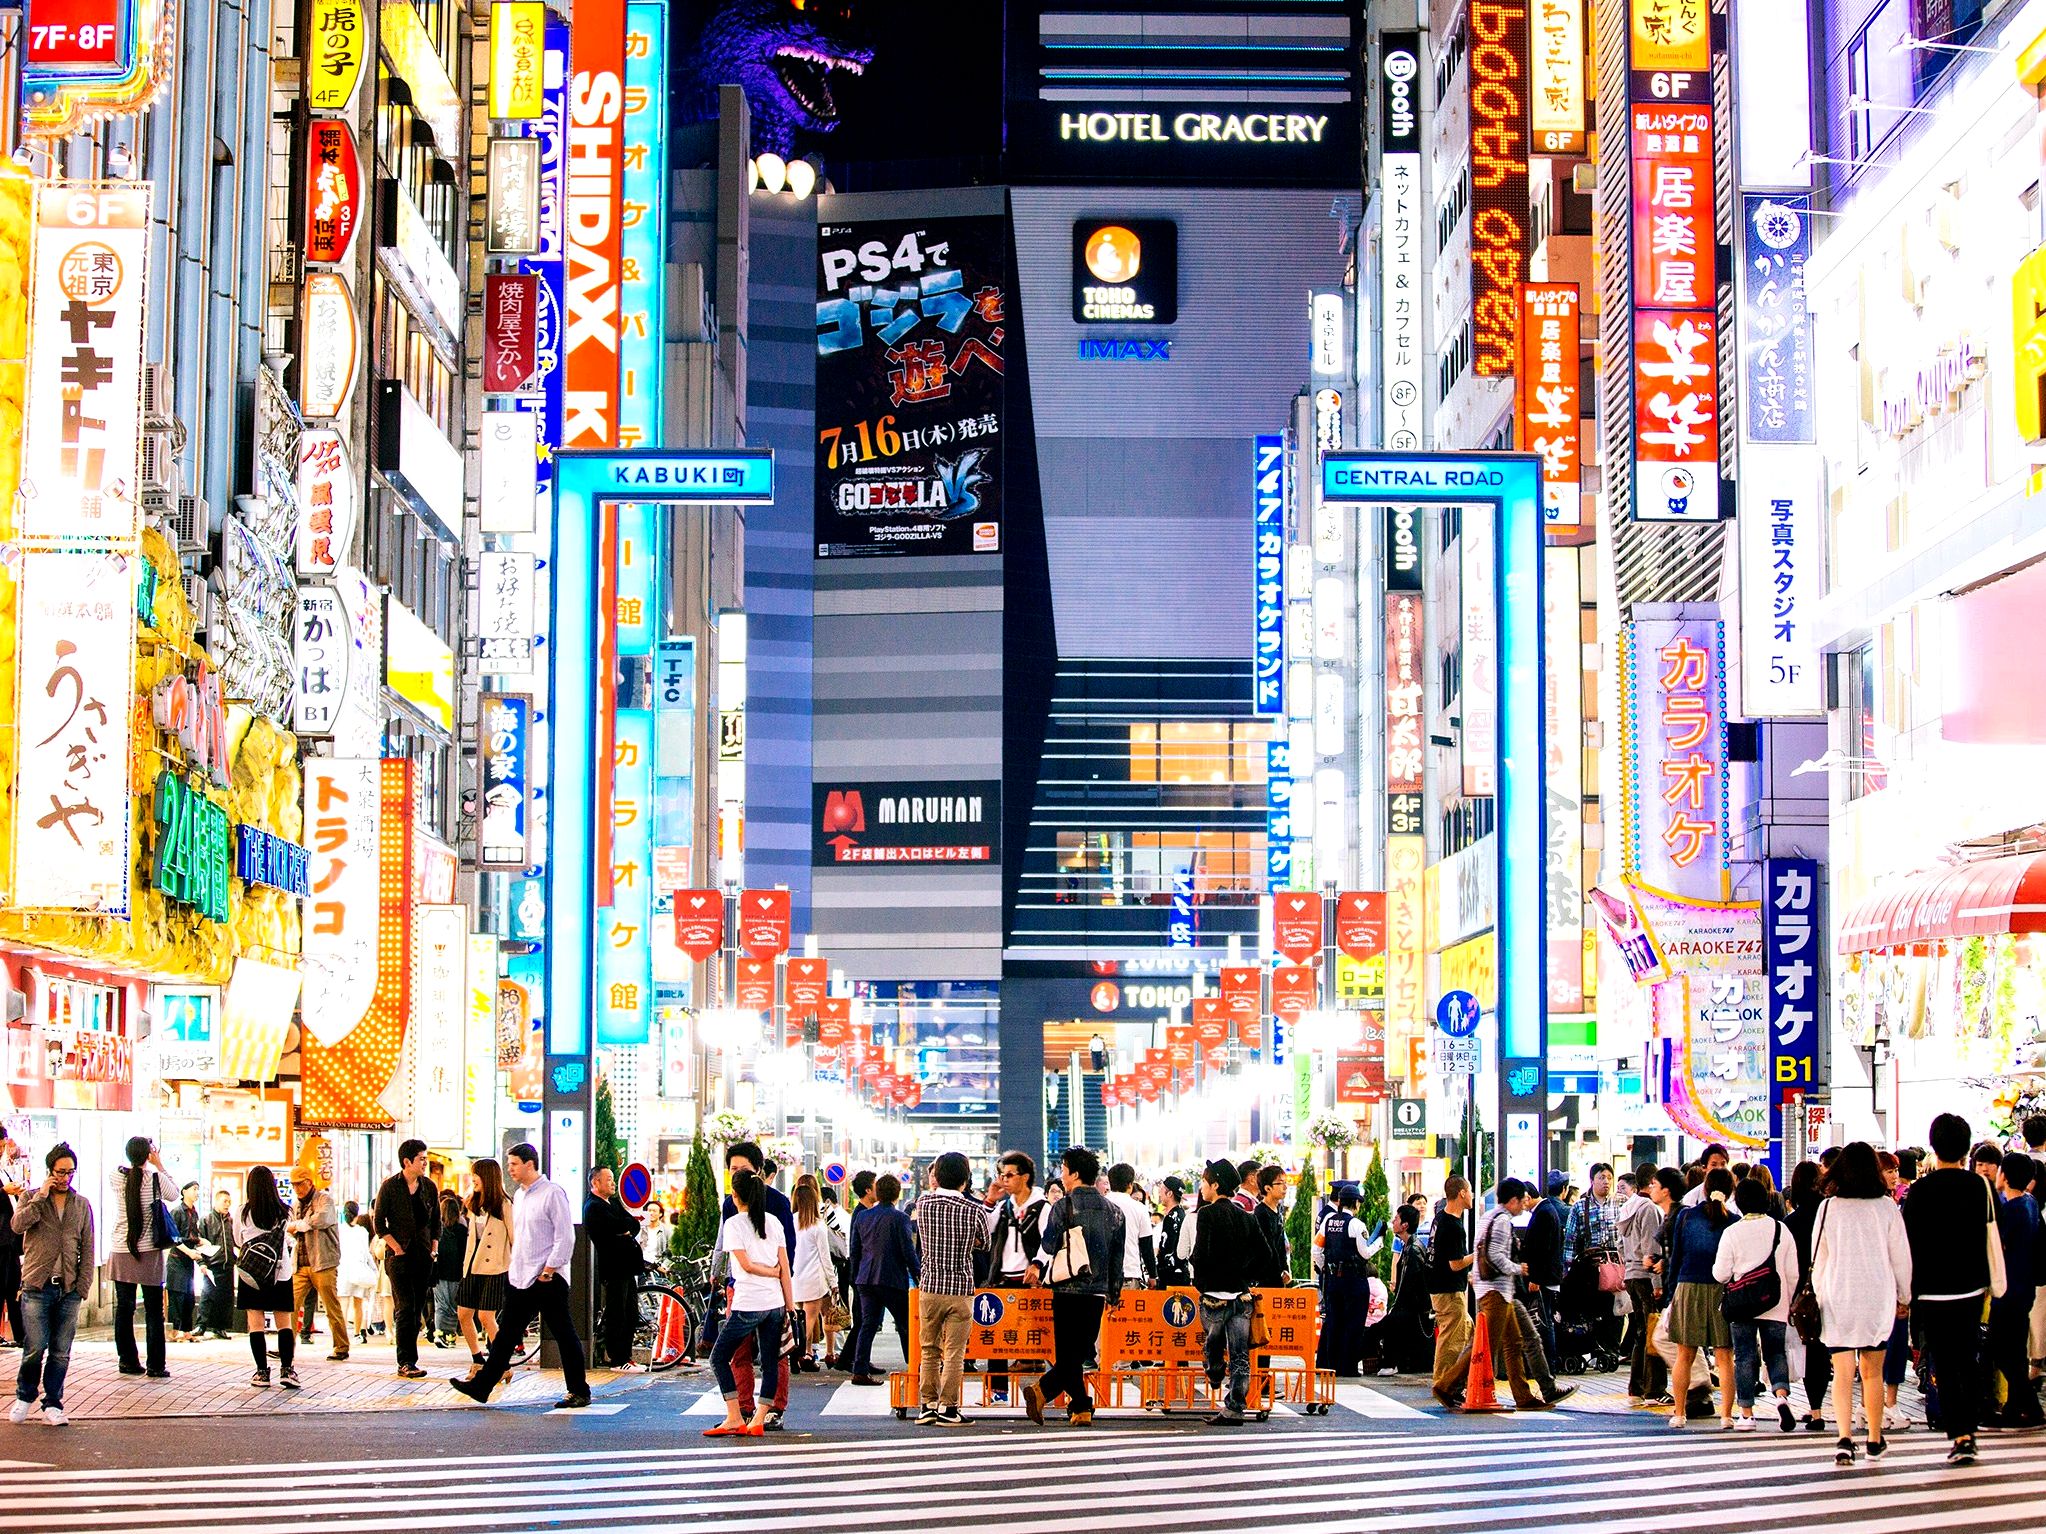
[706, 1169, 791, 1437]
[791, 1174, 836, 1369]
[1663, 1166, 1738, 1428]
[1812, 1141, 1913, 1466]
[457, 1157, 513, 1374]
[1782, 1160, 1831, 1429]
[236, 1166, 300, 1389]
[108, 1136, 179, 1380]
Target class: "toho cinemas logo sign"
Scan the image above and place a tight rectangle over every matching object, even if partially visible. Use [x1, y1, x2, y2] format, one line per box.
[812, 780, 1002, 867]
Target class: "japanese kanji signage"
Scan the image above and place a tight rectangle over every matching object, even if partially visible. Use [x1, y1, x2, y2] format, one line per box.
[300, 758, 381, 1046]
[1738, 444, 1822, 718]
[487, 1, 545, 119]
[1628, 20, 1720, 522]
[483, 273, 539, 394]
[1379, 31, 1425, 451]
[811, 780, 1000, 865]
[306, 0, 366, 113]
[1516, 283, 1581, 527]
[1468, 1, 1530, 376]
[597, 707, 653, 1046]
[1385, 592, 1424, 794]
[1739, 196, 1814, 445]
[1678, 971, 1770, 1151]
[299, 271, 359, 420]
[814, 214, 1008, 558]
[302, 120, 361, 266]
[1386, 835, 1427, 1046]
[1622, 617, 1729, 902]
[1763, 856, 1820, 1174]
[19, 183, 149, 544]
[1530, 0, 1586, 154]
[478, 693, 532, 869]
[618, 0, 669, 449]
[563, 0, 625, 449]
[411, 904, 469, 1146]
[12, 550, 134, 912]
[294, 429, 354, 577]
[20, 0, 174, 137]
[1253, 434, 1285, 715]
[477, 549, 536, 675]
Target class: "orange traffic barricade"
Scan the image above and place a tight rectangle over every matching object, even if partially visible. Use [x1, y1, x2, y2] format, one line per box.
[1251, 1285, 1338, 1415]
[888, 1286, 1057, 1416]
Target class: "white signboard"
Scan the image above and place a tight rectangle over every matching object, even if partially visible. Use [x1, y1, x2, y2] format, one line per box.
[300, 758, 381, 1045]
[1433, 1034, 1481, 1075]
[1738, 442, 1825, 717]
[465, 934, 499, 1154]
[477, 549, 536, 675]
[293, 585, 348, 737]
[13, 551, 135, 913]
[1379, 151, 1425, 450]
[19, 183, 151, 544]
[295, 428, 357, 575]
[478, 409, 539, 533]
[411, 904, 468, 1147]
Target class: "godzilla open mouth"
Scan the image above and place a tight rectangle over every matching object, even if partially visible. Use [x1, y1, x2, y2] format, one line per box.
[773, 45, 865, 124]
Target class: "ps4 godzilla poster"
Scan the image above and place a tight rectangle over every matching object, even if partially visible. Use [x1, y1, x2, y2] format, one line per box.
[814, 215, 1008, 559]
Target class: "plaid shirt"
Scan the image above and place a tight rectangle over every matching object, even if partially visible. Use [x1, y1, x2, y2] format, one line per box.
[912, 1187, 989, 1295]
[1569, 1193, 1621, 1257]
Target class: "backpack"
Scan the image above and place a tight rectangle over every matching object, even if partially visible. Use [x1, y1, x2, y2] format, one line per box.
[236, 1218, 286, 1289]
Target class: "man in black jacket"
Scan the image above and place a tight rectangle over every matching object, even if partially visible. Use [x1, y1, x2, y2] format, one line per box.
[372, 1139, 439, 1378]
[1023, 1146, 1124, 1428]
[1252, 1167, 1290, 1287]
[1522, 1170, 1569, 1373]
[1904, 1112, 1995, 1462]
[584, 1167, 643, 1370]
[1188, 1159, 1260, 1425]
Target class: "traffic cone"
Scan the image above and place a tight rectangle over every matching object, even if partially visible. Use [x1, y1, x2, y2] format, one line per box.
[1460, 1308, 1510, 1413]
[656, 1295, 686, 1364]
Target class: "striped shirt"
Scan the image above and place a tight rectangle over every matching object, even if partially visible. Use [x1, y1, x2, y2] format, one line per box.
[913, 1187, 989, 1296]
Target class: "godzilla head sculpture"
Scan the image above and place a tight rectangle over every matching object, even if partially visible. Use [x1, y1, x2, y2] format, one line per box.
[675, 0, 877, 159]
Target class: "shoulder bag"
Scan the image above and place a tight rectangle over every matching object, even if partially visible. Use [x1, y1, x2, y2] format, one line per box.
[1986, 1180, 2009, 1300]
[1788, 1205, 1826, 1345]
[1046, 1204, 1093, 1285]
[1721, 1220, 1783, 1323]
[1475, 1210, 1509, 1282]
[151, 1173, 181, 1250]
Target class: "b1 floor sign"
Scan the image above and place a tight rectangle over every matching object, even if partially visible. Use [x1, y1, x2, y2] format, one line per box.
[1391, 1097, 1427, 1138]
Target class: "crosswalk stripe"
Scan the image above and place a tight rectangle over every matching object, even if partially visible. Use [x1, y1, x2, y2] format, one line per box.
[1333, 1380, 1429, 1418]
[820, 1380, 899, 1415]
[16, 1431, 2044, 1532]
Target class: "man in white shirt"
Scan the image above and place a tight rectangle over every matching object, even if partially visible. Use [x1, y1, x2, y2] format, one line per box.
[450, 1141, 590, 1408]
[1104, 1163, 1156, 1286]
[1682, 1144, 1730, 1206]
[985, 1151, 1050, 1404]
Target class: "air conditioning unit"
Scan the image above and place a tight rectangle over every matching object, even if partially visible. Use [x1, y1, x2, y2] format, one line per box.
[170, 494, 211, 552]
[141, 362, 173, 426]
[141, 488, 175, 528]
[184, 572, 209, 631]
[140, 431, 179, 495]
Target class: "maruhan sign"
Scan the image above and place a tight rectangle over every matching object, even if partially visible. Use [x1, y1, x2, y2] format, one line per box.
[1059, 111, 1331, 146]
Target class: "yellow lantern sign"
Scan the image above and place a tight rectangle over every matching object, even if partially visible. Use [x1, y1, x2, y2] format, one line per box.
[307, 0, 367, 114]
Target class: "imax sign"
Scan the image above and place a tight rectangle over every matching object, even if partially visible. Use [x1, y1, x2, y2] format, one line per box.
[1078, 337, 1171, 362]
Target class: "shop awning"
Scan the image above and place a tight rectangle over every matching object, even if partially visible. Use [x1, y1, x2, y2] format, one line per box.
[1837, 852, 2046, 954]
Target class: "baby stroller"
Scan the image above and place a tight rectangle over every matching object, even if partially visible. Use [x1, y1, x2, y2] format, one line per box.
[1554, 1250, 1624, 1374]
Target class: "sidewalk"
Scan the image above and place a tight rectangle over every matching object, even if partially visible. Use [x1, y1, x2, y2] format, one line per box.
[8, 1327, 673, 1421]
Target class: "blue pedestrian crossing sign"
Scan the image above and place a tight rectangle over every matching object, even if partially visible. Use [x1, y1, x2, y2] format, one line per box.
[1436, 990, 1481, 1038]
[973, 1292, 1006, 1326]
[1162, 1293, 1196, 1328]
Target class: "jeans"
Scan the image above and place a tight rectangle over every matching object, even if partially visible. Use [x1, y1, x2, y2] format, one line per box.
[1624, 1278, 1666, 1397]
[918, 1291, 972, 1408]
[848, 1283, 910, 1375]
[1916, 1295, 1982, 1440]
[434, 1278, 461, 1340]
[1729, 1318, 1791, 1408]
[471, 1275, 588, 1398]
[16, 1284, 80, 1410]
[1038, 1290, 1106, 1415]
[1201, 1296, 1253, 1416]
[112, 1280, 166, 1374]
[710, 1307, 784, 1402]
[1512, 1296, 1559, 1397]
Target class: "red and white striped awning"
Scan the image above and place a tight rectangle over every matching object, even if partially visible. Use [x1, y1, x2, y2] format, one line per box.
[1837, 852, 2046, 955]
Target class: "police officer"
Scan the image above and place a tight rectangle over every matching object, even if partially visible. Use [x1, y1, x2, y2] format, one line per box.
[1314, 1184, 1374, 1377]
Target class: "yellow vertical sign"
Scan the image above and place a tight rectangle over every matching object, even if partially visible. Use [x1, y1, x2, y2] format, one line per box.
[306, 0, 367, 114]
[1385, 835, 1428, 1048]
[487, 1, 547, 120]
[1629, 0, 1710, 73]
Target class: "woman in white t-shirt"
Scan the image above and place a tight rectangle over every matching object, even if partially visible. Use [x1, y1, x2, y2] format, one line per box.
[706, 1170, 792, 1437]
[790, 1176, 836, 1369]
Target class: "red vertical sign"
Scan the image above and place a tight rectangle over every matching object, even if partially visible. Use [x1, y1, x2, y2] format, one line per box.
[784, 957, 827, 1019]
[671, 889, 724, 961]
[1516, 283, 1582, 526]
[482, 273, 539, 393]
[738, 889, 792, 958]
[1269, 965, 1318, 1022]
[563, 0, 626, 447]
[1335, 892, 1387, 961]
[734, 957, 774, 1011]
[1219, 966, 1262, 1023]
[1271, 891, 1324, 964]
